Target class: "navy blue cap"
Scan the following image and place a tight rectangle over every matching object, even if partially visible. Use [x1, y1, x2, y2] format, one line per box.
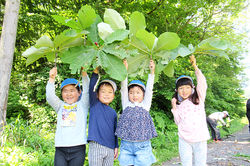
[128, 80, 146, 91]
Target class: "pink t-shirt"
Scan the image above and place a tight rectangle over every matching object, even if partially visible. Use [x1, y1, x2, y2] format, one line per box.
[171, 69, 210, 143]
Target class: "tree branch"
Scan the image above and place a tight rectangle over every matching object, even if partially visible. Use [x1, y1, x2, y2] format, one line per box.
[147, 0, 165, 15]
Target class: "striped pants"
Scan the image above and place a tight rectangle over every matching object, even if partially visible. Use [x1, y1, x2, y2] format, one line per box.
[88, 141, 114, 166]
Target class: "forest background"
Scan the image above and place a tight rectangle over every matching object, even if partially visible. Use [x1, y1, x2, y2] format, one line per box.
[0, 0, 249, 165]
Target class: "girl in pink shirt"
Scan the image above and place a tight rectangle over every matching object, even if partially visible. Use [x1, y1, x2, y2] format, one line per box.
[171, 55, 210, 166]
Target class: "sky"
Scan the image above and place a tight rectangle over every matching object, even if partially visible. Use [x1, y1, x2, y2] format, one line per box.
[234, 4, 250, 98]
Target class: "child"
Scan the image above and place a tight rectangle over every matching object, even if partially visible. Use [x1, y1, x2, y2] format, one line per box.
[46, 67, 89, 166]
[116, 59, 157, 166]
[171, 55, 210, 166]
[88, 67, 119, 166]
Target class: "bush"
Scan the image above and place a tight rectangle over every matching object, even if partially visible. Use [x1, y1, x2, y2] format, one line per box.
[0, 116, 55, 166]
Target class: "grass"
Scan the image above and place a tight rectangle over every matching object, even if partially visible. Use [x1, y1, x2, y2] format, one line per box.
[219, 117, 248, 139]
[0, 117, 248, 166]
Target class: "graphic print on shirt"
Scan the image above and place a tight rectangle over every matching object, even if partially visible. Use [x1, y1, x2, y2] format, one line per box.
[61, 104, 77, 127]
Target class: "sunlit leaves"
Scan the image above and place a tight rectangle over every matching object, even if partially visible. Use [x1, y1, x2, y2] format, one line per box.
[98, 52, 127, 81]
[35, 35, 54, 48]
[154, 32, 180, 52]
[23, 46, 54, 66]
[78, 5, 97, 29]
[136, 29, 157, 51]
[104, 9, 126, 30]
[97, 22, 114, 40]
[105, 29, 129, 44]
[51, 15, 81, 30]
[60, 46, 96, 74]
[163, 61, 174, 77]
[129, 11, 146, 36]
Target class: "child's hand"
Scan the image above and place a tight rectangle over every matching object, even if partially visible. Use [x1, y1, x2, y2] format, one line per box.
[114, 148, 118, 159]
[49, 67, 57, 82]
[123, 59, 128, 70]
[149, 59, 155, 74]
[190, 55, 198, 70]
[171, 98, 177, 110]
[93, 67, 99, 74]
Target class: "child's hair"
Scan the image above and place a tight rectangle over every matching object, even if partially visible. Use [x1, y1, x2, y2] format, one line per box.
[174, 77, 199, 105]
[128, 80, 146, 93]
[128, 84, 145, 93]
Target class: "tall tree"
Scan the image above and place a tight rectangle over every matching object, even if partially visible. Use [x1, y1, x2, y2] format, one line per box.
[0, 0, 20, 131]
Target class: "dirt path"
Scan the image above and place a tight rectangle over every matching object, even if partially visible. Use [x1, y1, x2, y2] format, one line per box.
[160, 125, 250, 166]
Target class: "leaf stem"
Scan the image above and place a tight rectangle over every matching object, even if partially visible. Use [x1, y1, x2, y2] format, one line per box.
[125, 40, 149, 55]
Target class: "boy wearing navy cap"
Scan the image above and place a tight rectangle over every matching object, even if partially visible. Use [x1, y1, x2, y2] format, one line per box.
[46, 67, 89, 166]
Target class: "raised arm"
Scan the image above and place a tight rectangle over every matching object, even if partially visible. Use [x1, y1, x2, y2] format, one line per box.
[46, 67, 62, 113]
[120, 59, 129, 110]
[80, 68, 90, 107]
[89, 67, 99, 106]
[143, 59, 155, 111]
[190, 55, 207, 102]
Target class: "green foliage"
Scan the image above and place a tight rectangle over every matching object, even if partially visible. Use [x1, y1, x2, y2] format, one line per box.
[1, 117, 55, 166]
[2, 0, 248, 165]
[150, 109, 179, 164]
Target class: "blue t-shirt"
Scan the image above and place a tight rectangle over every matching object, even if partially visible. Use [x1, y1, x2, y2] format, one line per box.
[87, 73, 118, 149]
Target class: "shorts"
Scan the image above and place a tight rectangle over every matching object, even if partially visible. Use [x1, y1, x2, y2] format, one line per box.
[118, 140, 156, 166]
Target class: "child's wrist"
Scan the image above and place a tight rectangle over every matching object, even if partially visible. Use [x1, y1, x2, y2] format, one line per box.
[49, 78, 55, 83]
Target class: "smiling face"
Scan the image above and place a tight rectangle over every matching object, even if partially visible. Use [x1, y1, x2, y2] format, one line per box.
[177, 84, 192, 100]
[62, 84, 81, 105]
[98, 84, 115, 105]
[128, 86, 144, 103]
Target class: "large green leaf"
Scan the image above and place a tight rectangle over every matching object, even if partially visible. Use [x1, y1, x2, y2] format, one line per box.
[163, 60, 174, 77]
[104, 9, 126, 30]
[35, 35, 54, 48]
[23, 46, 54, 66]
[105, 29, 129, 44]
[155, 43, 193, 61]
[103, 44, 129, 59]
[98, 51, 127, 81]
[86, 15, 102, 44]
[154, 32, 180, 52]
[125, 37, 149, 55]
[61, 46, 97, 73]
[54, 29, 84, 49]
[52, 15, 81, 30]
[97, 22, 114, 40]
[78, 5, 97, 29]
[196, 50, 229, 59]
[136, 29, 156, 51]
[60, 38, 84, 50]
[127, 53, 149, 76]
[196, 37, 229, 51]
[129, 11, 146, 36]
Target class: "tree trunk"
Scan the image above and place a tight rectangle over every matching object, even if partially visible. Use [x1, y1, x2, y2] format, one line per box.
[0, 0, 20, 132]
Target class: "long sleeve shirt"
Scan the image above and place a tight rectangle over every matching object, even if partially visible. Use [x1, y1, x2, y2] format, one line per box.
[46, 76, 89, 147]
[208, 112, 229, 126]
[116, 74, 157, 141]
[171, 69, 210, 143]
[87, 73, 119, 149]
[121, 74, 154, 111]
